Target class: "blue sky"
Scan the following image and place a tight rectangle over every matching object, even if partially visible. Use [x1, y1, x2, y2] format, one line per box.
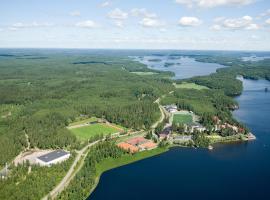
[0, 0, 270, 50]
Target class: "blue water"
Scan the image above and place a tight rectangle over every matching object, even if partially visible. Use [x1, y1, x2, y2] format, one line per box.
[133, 56, 226, 79]
[89, 78, 270, 200]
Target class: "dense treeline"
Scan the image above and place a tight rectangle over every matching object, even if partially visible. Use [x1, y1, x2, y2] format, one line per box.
[0, 154, 74, 200]
[0, 53, 173, 166]
[57, 141, 126, 200]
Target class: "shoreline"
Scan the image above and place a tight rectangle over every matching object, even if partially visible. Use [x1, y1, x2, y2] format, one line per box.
[87, 147, 169, 199]
[87, 132, 256, 198]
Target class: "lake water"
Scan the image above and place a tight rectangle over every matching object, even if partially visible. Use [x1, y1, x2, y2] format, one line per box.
[89, 78, 270, 200]
[133, 56, 226, 79]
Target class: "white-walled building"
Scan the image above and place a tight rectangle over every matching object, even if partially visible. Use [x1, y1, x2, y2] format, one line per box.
[36, 150, 70, 166]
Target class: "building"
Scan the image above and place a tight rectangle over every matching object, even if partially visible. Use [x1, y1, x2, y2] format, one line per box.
[36, 150, 71, 166]
[186, 122, 205, 133]
[164, 105, 178, 113]
[158, 126, 172, 140]
[117, 142, 139, 153]
[173, 135, 192, 143]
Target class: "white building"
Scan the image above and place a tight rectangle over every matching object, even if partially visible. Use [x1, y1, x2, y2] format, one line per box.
[36, 150, 70, 166]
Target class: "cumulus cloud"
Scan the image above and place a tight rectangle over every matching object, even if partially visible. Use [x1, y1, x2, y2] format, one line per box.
[76, 20, 98, 28]
[178, 17, 202, 26]
[108, 8, 128, 20]
[139, 18, 164, 28]
[175, 0, 255, 8]
[130, 8, 157, 18]
[69, 10, 81, 17]
[101, 1, 111, 7]
[212, 16, 259, 30]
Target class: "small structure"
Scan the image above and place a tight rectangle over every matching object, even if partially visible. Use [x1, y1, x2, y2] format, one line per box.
[36, 150, 70, 166]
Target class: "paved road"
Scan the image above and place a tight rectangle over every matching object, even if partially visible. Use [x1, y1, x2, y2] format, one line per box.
[42, 140, 100, 200]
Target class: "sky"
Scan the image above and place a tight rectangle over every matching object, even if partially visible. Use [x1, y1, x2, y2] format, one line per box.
[0, 0, 270, 50]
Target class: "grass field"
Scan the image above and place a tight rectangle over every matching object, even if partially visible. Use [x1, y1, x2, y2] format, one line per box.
[174, 82, 208, 90]
[173, 114, 193, 124]
[70, 123, 119, 141]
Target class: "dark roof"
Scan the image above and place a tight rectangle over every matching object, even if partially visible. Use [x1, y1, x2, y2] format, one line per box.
[37, 150, 69, 163]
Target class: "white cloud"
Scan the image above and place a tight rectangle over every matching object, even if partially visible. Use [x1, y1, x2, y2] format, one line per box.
[130, 8, 157, 18]
[178, 17, 202, 26]
[11, 22, 53, 29]
[210, 24, 222, 30]
[266, 18, 270, 25]
[246, 23, 259, 30]
[139, 18, 164, 28]
[114, 21, 124, 28]
[69, 10, 81, 17]
[259, 9, 270, 17]
[76, 20, 98, 28]
[101, 1, 111, 7]
[212, 16, 259, 30]
[108, 8, 128, 20]
[175, 0, 255, 8]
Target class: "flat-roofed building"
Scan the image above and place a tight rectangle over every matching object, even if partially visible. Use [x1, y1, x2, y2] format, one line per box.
[36, 150, 70, 166]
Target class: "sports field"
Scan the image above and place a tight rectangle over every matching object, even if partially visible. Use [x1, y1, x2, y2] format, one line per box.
[70, 123, 119, 141]
[173, 114, 193, 124]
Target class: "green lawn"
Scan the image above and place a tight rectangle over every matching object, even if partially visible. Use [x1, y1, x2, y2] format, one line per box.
[70, 124, 119, 141]
[174, 82, 208, 90]
[173, 114, 193, 124]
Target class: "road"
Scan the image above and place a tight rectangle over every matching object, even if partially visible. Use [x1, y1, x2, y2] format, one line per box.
[42, 140, 100, 200]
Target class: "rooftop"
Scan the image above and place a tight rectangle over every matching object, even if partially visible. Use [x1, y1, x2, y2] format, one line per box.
[117, 142, 139, 153]
[37, 150, 69, 163]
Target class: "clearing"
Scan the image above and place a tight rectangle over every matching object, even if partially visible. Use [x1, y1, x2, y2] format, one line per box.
[174, 82, 208, 90]
[70, 123, 120, 141]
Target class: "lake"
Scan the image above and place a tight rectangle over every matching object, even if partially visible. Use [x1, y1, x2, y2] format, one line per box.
[133, 55, 226, 79]
[89, 78, 270, 200]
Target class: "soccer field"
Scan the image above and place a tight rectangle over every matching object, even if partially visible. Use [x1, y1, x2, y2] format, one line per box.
[70, 123, 119, 141]
[173, 114, 193, 124]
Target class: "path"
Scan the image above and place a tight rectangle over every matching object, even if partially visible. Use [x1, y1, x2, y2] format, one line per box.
[42, 140, 100, 200]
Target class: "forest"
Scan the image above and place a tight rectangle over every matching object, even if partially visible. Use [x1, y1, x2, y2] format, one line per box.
[0, 52, 173, 167]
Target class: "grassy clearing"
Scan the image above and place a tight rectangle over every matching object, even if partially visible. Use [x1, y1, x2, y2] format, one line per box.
[173, 114, 193, 124]
[95, 147, 168, 174]
[69, 117, 98, 126]
[131, 72, 158, 76]
[174, 82, 209, 90]
[70, 124, 119, 141]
